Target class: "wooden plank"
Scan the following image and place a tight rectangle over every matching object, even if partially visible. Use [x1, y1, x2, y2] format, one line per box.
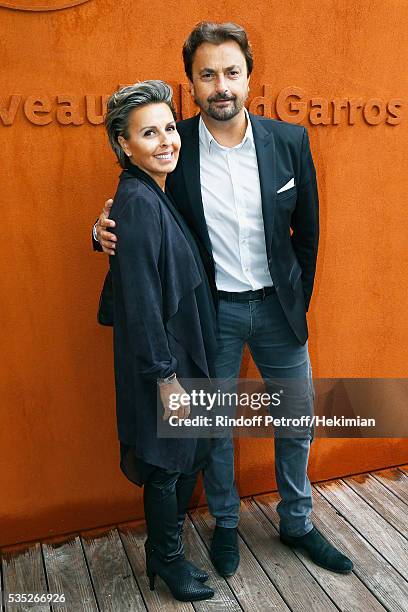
[119, 521, 193, 612]
[255, 492, 387, 612]
[188, 510, 288, 611]
[227, 499, 337, 611]
[316, 479, 408, 579]
[398, 465, 408, 480]
[371, 467, 408, 506]
[263, 486, 408, 611]
[42, 535, 98, 611]
[182, 515, 242, 611]
[81, 527, 145, 611]
[1, 543, 50, 612]
[343, 474, 408, 536]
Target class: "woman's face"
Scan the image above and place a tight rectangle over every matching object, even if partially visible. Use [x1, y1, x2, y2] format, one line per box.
[118, 103, 180, 187]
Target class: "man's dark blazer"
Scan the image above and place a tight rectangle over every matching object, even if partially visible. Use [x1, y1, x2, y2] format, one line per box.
[166, 112, 319, 345]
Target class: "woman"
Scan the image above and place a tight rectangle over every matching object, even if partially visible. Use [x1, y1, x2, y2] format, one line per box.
[104, 81, 216, 602]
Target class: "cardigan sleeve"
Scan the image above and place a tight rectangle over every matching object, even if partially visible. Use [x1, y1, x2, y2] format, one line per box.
[110, 193, 177, 380]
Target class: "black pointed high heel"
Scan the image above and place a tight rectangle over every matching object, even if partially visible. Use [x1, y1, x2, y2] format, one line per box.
[144, 540, 209, 583]
[145, 555, 214, 601]
[143, 467, 214, 601]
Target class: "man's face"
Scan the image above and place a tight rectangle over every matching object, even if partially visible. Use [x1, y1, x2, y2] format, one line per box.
[189, 40, 250, 121]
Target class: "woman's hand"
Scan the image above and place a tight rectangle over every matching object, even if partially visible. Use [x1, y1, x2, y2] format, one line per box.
[160, 379, 190, 421]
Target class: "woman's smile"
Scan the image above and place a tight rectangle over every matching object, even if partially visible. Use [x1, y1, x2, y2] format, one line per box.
[154, 150, 175, 161]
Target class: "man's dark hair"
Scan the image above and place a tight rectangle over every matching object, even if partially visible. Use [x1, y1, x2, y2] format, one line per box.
[182, 21, 253, 81]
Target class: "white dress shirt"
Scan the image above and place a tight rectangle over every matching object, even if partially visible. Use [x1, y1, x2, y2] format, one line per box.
[199, 110, 273, 292]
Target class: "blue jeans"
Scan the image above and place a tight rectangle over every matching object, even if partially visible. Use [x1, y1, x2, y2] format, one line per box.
[202, 291, 314, 537]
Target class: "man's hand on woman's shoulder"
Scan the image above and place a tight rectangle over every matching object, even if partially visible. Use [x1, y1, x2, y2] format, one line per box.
[95, 198, 117, 255]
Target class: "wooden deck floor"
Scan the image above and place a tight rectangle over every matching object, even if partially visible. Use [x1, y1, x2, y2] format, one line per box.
[1, 465, 407, 611]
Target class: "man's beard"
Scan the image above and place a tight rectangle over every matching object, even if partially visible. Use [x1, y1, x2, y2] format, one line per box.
[195, 92, 247, 121]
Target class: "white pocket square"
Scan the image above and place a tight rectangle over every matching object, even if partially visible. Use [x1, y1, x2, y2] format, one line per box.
[277, 177, 295, 193]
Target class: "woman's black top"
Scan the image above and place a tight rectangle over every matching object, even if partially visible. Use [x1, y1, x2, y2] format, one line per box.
[108, 163, 217, 485]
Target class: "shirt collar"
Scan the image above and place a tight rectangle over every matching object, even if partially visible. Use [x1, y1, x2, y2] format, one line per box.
[199, 108, 254, 154]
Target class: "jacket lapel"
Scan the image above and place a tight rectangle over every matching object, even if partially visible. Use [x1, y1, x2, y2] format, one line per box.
[250, 113, 277, 258]
[180, 115, 213, 255]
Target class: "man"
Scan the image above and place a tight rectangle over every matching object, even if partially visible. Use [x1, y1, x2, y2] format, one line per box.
[94, 22, 353, 576]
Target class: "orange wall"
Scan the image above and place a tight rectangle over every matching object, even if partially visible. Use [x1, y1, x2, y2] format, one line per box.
[1, 0, 407, 546]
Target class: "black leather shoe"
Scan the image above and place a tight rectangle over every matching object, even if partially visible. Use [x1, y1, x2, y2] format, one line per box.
[280, 526, 353, 574]
[210, 526, 240, 577]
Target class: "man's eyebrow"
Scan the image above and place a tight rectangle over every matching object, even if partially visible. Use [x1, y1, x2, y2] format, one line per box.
[199, 65, 241, 74]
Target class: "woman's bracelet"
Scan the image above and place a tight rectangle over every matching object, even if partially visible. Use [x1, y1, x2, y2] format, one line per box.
[157, 372, 177, 386]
